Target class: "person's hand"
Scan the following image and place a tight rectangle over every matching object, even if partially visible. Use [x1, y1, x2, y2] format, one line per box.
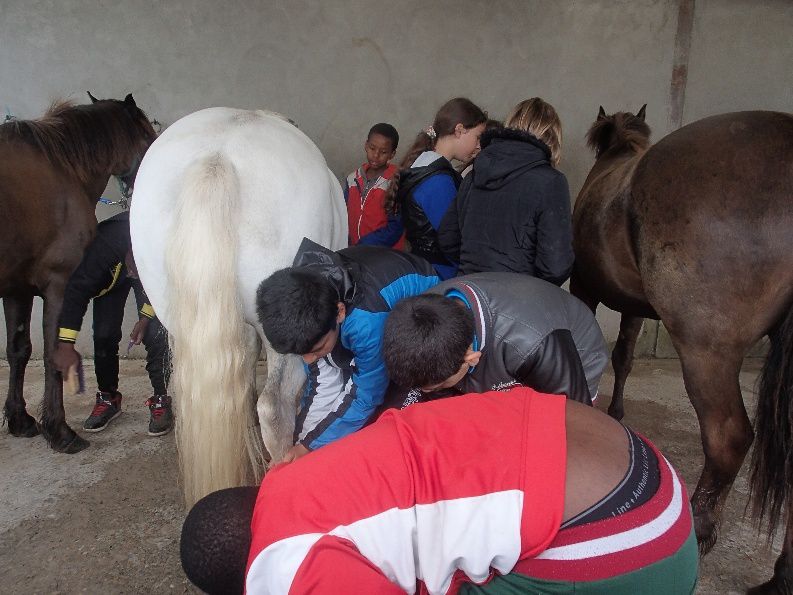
[130, 318, 150, 345]
[53, 342, 80, 375]
[282, 443, 310, 463]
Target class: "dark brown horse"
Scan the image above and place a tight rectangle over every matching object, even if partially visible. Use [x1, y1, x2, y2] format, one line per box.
[571, 107, 793, 592]
[0, 93, 157, 453]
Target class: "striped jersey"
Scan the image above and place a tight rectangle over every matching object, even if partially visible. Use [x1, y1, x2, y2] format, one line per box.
[246, 389, 567, 594]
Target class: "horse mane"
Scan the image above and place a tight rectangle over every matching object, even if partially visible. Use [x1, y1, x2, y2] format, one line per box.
[586, 112, 651, 158]
[0, 99, 152, 184]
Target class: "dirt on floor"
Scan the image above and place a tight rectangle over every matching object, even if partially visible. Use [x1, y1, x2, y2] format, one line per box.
[0, 358, 782, 594]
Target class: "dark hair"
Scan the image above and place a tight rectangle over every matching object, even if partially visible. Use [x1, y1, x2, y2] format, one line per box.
[484, 118, 504, 132]
[180, 486, 259, 595]
[368, 122, 399, 152]
[385, 97, 487, 216]
[256, 268, 339, 354]
[383, 294, 475, 387]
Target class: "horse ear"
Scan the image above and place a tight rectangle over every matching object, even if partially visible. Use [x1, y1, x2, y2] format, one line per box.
[636, 104, 647, 121]
[124, 94, 137, 108]
[87, 91, 99, 104]
[597, 106, 607, 120]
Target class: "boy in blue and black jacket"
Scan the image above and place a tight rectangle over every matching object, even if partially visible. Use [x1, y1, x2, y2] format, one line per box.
[255, 238, 439, 462]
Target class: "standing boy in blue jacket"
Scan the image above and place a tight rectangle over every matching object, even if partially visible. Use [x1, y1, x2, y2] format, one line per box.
[255, 238, 439, 462]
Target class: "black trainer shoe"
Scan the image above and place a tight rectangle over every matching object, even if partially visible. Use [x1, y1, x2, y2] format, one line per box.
[146, 394, 174, 437]
[83, 391, 122, 432]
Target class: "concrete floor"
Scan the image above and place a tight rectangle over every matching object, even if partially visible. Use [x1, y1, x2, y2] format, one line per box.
[0, 358, 782, 593]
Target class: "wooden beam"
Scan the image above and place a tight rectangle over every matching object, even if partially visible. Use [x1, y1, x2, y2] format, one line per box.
[669, 0, 696, 130]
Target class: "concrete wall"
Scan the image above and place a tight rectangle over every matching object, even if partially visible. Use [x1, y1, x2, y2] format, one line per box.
[1, 0, 790, 358]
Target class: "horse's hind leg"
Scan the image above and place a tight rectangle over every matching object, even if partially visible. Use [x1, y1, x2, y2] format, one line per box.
[607, 314, 643, 420]
[678, 344, 753, 554]
[748, 517, 793, 594]
[257, 342, 303, 464]
[3, 294, 39, 437]
[39, 284, 89, 453]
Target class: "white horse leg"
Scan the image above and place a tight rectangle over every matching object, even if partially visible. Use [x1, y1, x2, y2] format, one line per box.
[257, 340, 304, 464]
[242, 324, 267, 481]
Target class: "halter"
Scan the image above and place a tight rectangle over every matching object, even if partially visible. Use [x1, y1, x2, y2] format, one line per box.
[101, 119, 161, 210]
[99, 156, 140, 209]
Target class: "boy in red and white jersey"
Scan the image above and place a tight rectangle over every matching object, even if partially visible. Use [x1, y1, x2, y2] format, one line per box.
[181, 388, 697, 594]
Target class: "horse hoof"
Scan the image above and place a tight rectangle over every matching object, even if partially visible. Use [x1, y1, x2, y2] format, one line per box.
[6, 412, 40, 438]
[694, 514, 718, 556]
[607, 405, 625, 421]
[53, 432, 91, 454]
[747, 578, 791, 595]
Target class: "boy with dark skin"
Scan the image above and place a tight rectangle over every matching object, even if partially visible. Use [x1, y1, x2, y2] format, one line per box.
[345, 123, 403, 248]
[180, 388, 698, 594]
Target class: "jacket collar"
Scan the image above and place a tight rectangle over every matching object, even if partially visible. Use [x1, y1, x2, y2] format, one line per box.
[359, 162, 397, 181]
[443, 282, 489, 355]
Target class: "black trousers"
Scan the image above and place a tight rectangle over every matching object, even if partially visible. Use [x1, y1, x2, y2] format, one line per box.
[92, 278, 170, 395]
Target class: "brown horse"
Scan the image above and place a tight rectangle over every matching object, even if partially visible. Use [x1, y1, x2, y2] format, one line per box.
[571, 106, 793, 592]
[0, 93, 157, 453]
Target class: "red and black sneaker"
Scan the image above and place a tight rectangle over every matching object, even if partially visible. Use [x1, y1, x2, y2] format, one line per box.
[146, 395, 174, 437]
[83, 391, 122, 432]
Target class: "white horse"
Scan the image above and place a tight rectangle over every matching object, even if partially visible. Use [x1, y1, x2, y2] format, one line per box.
[130, 108, 347, 505]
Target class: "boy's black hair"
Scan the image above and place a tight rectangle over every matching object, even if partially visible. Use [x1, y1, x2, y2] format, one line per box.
[383, 294, 475, 388]
[256, 267, 339, 355]
[180, 486, 259, 595]
[368, 123, 399, 152]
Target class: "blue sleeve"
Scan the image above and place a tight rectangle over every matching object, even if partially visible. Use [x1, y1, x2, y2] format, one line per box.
[302, 310, 389, 450]
[412, 174, 458, 231]
[358, 215, 404, 247]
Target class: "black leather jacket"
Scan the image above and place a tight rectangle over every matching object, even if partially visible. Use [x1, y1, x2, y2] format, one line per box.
[429, 272, 608, 404]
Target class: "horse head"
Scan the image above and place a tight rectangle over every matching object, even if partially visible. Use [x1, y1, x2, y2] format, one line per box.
[586, 105, 651, 158]
[85, 92, 159, 194]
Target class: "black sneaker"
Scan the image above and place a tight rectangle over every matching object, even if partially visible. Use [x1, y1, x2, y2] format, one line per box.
[83, 391, 122, 432]
[146, 395, 174, 437]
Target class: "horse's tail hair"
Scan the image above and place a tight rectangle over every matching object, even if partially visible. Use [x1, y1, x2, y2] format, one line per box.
[749, 298, 793, 537]
[165, 152, 261, 507]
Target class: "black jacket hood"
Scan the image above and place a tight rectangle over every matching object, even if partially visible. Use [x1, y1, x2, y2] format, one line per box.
[472, 128, 552, 191]
[293, 238, 357, 306]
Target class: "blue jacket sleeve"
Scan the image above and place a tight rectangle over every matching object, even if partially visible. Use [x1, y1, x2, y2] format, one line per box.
[358, 215, 404, 247]
[300, 310, 389, 450]
[412, 174, 458, 230]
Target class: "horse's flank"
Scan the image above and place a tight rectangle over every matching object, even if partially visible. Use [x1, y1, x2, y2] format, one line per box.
[130, 107, 348, 505]
[572, 107, 793, 590]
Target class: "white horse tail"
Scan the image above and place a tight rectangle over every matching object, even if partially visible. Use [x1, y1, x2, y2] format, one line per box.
[165, 152, 259, 506]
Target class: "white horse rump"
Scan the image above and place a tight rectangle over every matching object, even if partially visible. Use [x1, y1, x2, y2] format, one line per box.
[130, 108, 347, 505]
